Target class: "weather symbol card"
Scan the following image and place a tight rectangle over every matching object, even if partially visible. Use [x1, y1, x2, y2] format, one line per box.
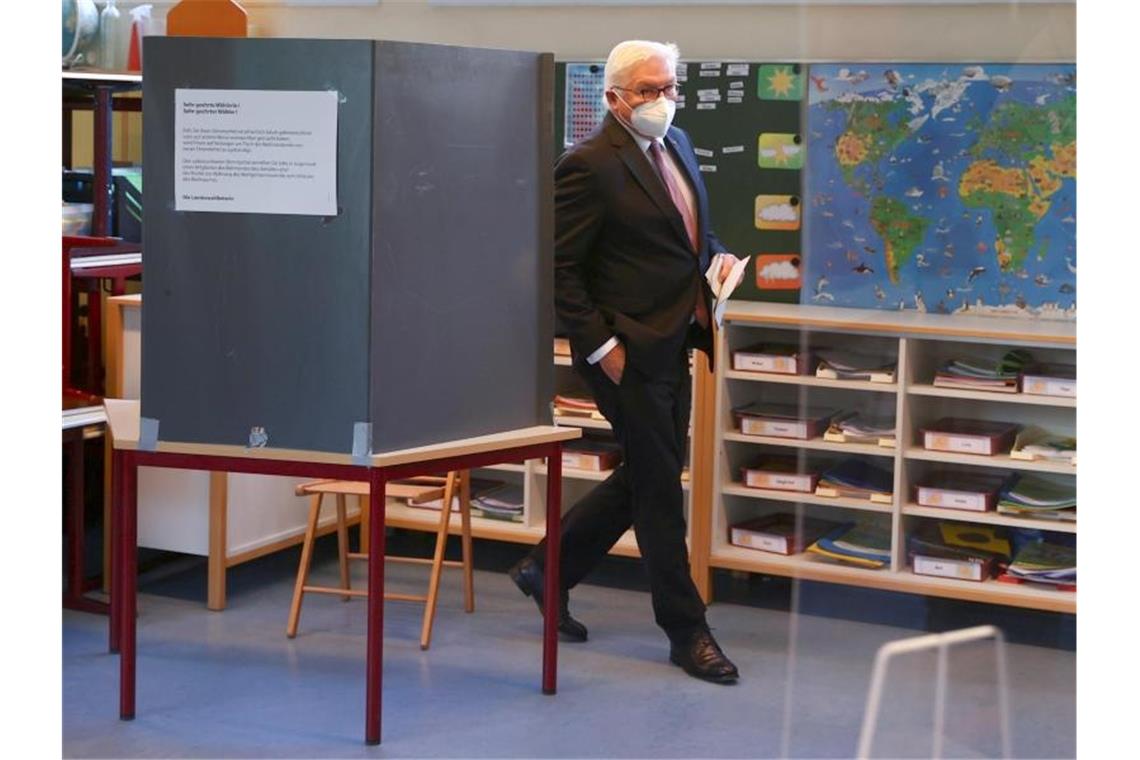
[755, 195, 801, 231]
[755, 254, 803, 291]
[757, 64, 804, 101]
[757, 133, 804, 170]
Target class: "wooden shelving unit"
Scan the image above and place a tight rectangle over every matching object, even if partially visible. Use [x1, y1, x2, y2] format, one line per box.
[704, 302, 1076, 614]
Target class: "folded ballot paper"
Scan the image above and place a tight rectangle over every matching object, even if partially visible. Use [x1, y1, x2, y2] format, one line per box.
[705, 254, 752, 327]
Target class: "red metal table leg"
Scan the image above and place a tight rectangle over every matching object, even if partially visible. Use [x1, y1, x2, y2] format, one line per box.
[365, 467, 388, 745]
[109, 449, 122, 653]
[86, 282, 104, 395]
[66, 435, 84, 601]
[63, 431, 110, 615]
[119, 452, 138, 720]
[543, 443, 561, 695]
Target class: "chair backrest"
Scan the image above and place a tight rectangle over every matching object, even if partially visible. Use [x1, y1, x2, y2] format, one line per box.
[856, 625, 1011, 759]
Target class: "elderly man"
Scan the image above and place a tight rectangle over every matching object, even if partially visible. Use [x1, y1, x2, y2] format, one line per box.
[509, 40, 740, 683]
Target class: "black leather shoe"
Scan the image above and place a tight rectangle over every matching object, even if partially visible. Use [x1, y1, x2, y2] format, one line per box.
[669, 629, 739, 684]
[508, 557, 588, 642]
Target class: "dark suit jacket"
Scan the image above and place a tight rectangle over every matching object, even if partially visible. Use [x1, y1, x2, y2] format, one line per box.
[554, 113, 728, 377]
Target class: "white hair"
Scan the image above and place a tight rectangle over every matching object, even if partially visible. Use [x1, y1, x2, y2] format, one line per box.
[603, 40, 681, 91]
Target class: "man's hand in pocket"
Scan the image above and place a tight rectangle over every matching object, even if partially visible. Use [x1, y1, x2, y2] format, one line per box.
[599, 342, 626, 385]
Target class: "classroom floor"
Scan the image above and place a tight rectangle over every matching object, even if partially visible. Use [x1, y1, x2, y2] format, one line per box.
[63, 534, 1076, 759]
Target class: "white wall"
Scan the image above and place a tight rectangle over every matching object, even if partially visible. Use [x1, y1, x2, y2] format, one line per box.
[230, 1, 1075, 62]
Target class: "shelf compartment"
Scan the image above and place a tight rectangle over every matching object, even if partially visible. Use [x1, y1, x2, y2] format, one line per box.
[724, 431, 896, 458]
[708, 544, 1075, 613]
[387, 502, 652, 560]
[385, 499, 534, 544]
[722, 483, 894, 514]
[534, 463, 691, 490]
[608, 531, 692, 559]
[908, 383, 1076, 408]
[902, 503, 1076, 534]
[724, 369, 897, 394]
[904, 446, 1077, 474]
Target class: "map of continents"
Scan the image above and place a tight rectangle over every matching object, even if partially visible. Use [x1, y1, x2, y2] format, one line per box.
[803, 64, 1076, 319]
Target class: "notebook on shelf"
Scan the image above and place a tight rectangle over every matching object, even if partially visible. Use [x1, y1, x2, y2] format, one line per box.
[814, 349, 897, 384]
[932, 349, 1032, 394]
[814, 458, 893, 503]
[807, 521, 891, 569]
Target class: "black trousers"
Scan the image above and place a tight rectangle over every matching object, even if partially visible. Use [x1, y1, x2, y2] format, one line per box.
[529, 348, 707, 641]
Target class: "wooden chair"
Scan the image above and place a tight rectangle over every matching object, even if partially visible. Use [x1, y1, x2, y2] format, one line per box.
[286, 471, 475, 650]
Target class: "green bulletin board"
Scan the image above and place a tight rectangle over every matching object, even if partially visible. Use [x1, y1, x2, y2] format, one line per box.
[554, 60, 805, 303]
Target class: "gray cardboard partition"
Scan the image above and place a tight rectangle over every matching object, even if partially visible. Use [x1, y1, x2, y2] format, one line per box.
[142, 37, 554, 455]
[369, 42, 555, 451]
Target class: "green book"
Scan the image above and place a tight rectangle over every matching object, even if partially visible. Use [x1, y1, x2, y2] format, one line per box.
[1000, 475, 1076, 509]
[1011, 542, 1076, 572]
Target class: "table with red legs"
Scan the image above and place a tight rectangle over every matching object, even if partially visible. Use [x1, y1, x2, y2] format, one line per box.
[63, 403, 111, 615]
[103, 399, 579, 745]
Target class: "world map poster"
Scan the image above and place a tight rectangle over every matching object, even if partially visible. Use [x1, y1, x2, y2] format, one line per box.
[803, 63, 1076, 319]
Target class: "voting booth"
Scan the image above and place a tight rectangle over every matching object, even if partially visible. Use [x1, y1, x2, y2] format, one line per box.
[141, 37, 555, 455]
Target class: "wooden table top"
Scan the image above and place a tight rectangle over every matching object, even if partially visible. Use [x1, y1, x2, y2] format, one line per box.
[103, 399, 580, 467]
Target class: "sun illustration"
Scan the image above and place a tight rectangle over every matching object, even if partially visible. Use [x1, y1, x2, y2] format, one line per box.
[766, 66, 796, 97]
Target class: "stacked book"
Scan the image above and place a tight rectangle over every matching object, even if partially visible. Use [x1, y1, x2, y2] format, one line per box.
[914, 472, 1009, 512]
[920, 417, 1021, 456]
[1010, 426, 1076, 463]
[472, 483, 525, 523]
[731, 343, 811, 375]
[553, 393, 604, 421]
[733, 402, 838, 440]
[405, 477, 506, 512]
[824, 412, 896, 446]
[807, 521, 891, 569]
[908, 521, 1012, 582]
[997, 475, 1076, 522]
[815, 458, 893, 503]
[814, 349, 897, 383]
[562, 437, 622, 471]
[1021, 362, 1076, 398]
[740, 455, 820, 493]
[932, 349, 1033, 393]
[1004, 541, 1076, 587]
[729, 513, 842, 555]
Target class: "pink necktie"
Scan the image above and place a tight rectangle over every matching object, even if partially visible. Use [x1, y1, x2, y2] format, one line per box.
[648, 141, 699, 252]
[648, 141, 708, 327]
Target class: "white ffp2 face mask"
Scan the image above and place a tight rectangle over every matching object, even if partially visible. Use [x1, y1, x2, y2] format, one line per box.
[616, 92, 676, 139]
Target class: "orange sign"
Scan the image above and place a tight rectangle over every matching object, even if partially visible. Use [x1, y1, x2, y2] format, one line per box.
[754, 254, 803, 290]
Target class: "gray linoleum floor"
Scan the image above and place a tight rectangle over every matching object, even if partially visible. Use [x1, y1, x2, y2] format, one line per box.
[63, 537, 1075, 759]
